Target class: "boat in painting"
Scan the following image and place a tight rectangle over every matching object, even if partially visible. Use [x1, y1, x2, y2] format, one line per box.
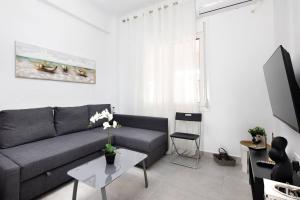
[36, 64, 58, 73]
[76, 68, 88, 77]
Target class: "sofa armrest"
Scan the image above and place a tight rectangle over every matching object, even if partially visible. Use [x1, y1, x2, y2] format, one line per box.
[114, 114, 168, 133]
[0, 153, 20, 200]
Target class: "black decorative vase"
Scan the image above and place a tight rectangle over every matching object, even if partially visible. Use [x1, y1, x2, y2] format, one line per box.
[105, 152, 116, 165]
[269, 137, 293, 184]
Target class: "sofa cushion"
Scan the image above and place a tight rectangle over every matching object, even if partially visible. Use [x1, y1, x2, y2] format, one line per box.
[0, 128, 107, 181]
[113, 127, 167, 153]
[0, 107, 56, 148]
[54, 106, 89, 136]
[88, 104, 111, 128]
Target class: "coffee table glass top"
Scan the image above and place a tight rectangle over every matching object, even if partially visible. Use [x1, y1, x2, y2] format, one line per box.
[67, 148, 147, 189]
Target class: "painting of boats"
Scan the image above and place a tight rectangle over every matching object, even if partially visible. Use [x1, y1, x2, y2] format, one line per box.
[15, 42, 96, 84]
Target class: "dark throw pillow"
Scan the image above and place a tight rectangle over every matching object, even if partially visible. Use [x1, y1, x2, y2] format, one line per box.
[54, 105, 89, 136]
[0, 107, 56, 148]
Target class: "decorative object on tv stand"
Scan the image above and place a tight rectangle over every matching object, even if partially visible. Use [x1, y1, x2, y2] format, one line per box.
[90, 109, 121, 164]
[15, 41, 96, 84]
[248, 126, 266, 144]
[268, 136, 293, 184]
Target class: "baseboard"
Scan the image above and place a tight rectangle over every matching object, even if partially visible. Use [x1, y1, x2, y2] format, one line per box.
[167, 150, 241, 165]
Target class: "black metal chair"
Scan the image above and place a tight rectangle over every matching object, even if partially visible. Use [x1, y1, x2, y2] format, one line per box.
[170, 112, 202, 169]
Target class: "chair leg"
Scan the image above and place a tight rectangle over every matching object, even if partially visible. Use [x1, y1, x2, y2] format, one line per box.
[171, 137, 181, 156]
[198, 136, 201, 157]
[195, 139, 201, 155]
[170, 137, 201, 169]
[171, 137, 174, 155]
[194, 138, 201, 168]
[194, 140, 199, 156]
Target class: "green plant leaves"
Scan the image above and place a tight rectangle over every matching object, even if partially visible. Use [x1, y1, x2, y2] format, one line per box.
[105, 143, 116, 154]
[248, 126, 266, 137]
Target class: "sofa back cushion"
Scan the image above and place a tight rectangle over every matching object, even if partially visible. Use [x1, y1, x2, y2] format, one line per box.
[54, 106, 89, 136]
[0, 107, 56, 148]
[88, 104, 111, 128]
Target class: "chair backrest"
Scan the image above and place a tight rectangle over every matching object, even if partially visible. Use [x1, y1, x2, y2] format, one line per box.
[175, 112, 202, 122]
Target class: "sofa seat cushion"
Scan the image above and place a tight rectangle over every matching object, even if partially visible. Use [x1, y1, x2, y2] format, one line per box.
[0, 128, 107, 182]
[54, 106, 89, 136]
[0, 107, 56, 148]
[113, 127, 167, 153]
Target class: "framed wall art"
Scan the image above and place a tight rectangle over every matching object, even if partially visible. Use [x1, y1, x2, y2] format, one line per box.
[15, 42, 96, 84]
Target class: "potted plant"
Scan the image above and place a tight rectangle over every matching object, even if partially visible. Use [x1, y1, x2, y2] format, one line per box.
[248, 126, 266, 144]
[90, 109, 120, 164]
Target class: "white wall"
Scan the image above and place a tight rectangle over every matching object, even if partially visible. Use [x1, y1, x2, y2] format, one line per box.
[0, 0, 118, 110]
[41, 0, 113, 33]
[198, 0, 275, 156]
[272, 0, 300, 159]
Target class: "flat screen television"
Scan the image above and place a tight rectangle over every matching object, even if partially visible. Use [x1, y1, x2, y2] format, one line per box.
[264, 45, 300, 132]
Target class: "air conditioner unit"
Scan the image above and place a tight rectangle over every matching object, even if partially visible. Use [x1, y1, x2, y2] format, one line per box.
[197, 0, 258, 17]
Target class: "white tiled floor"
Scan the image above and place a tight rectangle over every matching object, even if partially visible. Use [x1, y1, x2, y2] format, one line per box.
[39, 155, 252, 200]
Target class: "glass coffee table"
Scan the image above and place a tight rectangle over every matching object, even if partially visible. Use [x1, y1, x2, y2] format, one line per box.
[67, 148, 148, 200]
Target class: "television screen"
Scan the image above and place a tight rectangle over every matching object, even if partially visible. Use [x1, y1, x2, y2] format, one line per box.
[263, 46, 300, 132]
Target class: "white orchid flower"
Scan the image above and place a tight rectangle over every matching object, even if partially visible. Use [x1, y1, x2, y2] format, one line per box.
[97, 109, 113, 121]
[90, 110, 113, 124]
[112, 121, 118, 128]
[90, 112, 103, 123]
[90, 109, 119, 130]
[103, 122, 111, 129]
[90, 116, 96, 123]
[100, 110, 105, 116]
[108, 113, 113, 121]
[90, 113, 98, 123]
[97, 114, 105, 120]
[101, 109, 109, 117]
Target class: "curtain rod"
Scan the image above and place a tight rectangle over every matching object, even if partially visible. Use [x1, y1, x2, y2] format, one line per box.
[122, 1, 179, 23]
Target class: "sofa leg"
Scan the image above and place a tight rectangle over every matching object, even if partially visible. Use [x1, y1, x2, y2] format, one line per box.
[72, 180, 78, 200]
[142, 160, 148, 188]
[101, 187, 107, 200]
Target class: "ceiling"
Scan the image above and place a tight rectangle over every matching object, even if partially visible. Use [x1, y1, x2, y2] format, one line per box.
[90, 0, 163, 16]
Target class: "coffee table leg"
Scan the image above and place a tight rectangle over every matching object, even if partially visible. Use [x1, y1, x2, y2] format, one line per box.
[101, 187, 107, 200]
[142, 160, 148, 188]
[72, 180, 78, 200]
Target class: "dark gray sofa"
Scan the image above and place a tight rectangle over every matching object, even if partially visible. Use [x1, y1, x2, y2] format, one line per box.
[0, 105, 168, 200]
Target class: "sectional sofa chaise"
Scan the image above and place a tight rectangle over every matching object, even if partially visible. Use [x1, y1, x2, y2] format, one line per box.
[0, 104, 168, 200]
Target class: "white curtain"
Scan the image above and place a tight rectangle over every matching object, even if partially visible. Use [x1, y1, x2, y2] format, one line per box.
[119, 0, 204, 117]
[119, 0, 207, 152]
